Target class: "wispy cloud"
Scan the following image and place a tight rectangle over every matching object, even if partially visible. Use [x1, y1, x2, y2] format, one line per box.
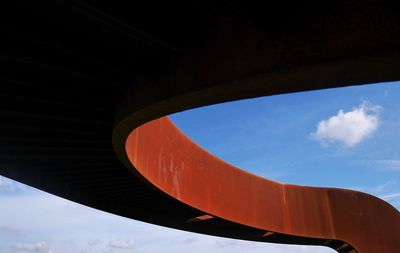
[88, 239, 102, 247]
[108, 240, 133, 250]
[373, 180, 400, 207]
[0, 176, 28, 194]
[372, 179, 398, 193]
[1, 224, 22, 235]
[311, 101, 381, 147]
[214, 239, 239, 248]
[348, 180, 400, 209]
[0, 178, 336, 253]
[380, 192, 400, 201]
[13, 242, 53, 253]
[372, 160, 400, 171]
[182, 237, 197, 244]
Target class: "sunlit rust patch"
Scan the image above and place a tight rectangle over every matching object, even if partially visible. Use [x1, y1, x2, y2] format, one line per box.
[187, 214, 214, 223]
[262, 231, 275, 237]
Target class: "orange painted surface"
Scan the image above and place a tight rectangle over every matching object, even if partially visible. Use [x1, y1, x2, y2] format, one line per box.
[125, 117, 400, 253]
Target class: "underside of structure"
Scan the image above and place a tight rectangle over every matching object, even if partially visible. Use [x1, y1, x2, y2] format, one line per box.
[1, 1, 400, 253]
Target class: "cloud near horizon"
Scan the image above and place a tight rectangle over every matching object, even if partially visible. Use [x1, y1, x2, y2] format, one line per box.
[312, 102, 381, 147]
[2, 224, 22, 235]
[13, 242, 53, 253]
[108, 239, 134, 250]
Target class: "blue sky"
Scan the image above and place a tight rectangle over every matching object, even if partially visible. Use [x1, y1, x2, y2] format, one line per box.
[1, 81, 399, 253]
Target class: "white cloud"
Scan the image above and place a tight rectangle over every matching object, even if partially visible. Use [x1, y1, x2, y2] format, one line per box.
[13, 241, 52, 253]
[0, 178, 336, 253]
[311, 102, 381, 147]
[108, 240, 133, 249]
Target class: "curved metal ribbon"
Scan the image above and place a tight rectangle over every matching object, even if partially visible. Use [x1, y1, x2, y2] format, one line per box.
[112, 17, 400, 253]
[115, 116, 400, 253]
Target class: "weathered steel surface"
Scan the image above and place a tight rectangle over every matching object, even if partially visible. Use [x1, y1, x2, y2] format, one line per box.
[110, 10, 400, 252]
[124, 117, 400, 253]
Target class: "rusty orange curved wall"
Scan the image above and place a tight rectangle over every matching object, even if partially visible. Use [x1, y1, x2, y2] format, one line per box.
[124, 116, 400, 253]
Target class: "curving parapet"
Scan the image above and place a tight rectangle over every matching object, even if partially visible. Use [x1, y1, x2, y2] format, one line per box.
[109, 10, 400, 253]
[114, 116, 400, 253]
